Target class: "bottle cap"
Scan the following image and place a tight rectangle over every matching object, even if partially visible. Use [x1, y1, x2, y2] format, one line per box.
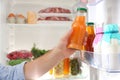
[77, 7, 87, 12]
[87, 22, 94, 26]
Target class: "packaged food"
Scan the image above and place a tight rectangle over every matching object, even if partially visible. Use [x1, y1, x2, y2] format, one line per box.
[70, 51, 82, 76]
[53, 60, 64, 78]
[27, 11, 37, 24]
[7, 13, 16, 23]
[63, 58, 70, 76]
[67, 7, 87, 50]
[37, 16, 71, 21]
[38, 7, 71, 13]
[16, 14, 26, 24]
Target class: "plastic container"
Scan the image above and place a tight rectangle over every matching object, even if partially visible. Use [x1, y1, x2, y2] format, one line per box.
[67, 7, 87, 50]
[16, 14, 26, 24]
[7, 13, 16, 23]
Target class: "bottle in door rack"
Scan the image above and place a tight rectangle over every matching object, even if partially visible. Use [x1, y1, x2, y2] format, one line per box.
[85, 22, 95, 52]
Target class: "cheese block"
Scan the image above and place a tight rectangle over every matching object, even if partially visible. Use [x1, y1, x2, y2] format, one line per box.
[27, 11, 37, 24]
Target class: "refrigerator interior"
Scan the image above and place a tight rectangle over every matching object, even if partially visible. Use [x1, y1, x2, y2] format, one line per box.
[0, 0, 90, 80]
[1, 0, 120, 80]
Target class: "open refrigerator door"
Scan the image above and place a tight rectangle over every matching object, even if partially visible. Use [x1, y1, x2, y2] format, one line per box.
[81, 0, 120, 80]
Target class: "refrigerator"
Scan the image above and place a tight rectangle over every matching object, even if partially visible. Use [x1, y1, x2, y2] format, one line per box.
[0, 0, 120, 80]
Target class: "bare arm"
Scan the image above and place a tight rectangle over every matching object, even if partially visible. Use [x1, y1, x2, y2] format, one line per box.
[24, 29, 75, 80]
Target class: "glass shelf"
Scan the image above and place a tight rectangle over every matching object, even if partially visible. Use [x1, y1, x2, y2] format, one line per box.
[79, 51, 120, 73]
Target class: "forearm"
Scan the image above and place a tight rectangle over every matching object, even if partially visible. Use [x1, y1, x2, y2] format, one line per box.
[24, 29, 75, 80]
[24, 49, 64, 80]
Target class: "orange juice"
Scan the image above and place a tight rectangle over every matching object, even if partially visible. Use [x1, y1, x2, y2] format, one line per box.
[85, 22, 95, 51]
[67, 8, 87, 50]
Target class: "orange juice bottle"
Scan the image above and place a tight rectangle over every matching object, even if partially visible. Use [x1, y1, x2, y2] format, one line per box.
[67, 7, 87, 50]
[63, 58, 70, 76]
[85, 22, 95, 52]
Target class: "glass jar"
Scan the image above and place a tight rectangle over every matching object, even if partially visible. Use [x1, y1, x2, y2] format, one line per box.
[53, 60, 64, 78]
[85, 22, 95, 52]
[63, 58, 70, 76]
[70, 51, 82, 76]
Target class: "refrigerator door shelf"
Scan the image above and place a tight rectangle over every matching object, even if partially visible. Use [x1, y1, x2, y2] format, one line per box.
[79, 51, 120, 73]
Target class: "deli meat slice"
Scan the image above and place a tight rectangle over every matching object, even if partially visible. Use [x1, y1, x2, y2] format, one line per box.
[39, 7, 71, 13]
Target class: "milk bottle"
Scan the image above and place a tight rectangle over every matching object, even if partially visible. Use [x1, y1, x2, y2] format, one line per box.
[93, 26, 103, 67]
[101, 24, 120, 71]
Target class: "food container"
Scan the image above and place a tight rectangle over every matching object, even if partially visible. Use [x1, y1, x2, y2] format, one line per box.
[53, 60, 64, 78]
[7, 13, 16, 23]
[16, 14, 26, 24]
[70, 51, 82, 76]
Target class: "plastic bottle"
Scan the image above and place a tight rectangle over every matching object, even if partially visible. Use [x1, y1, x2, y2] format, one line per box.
[85, 22, 95, 52]
[91, 26, 104, 80]
[101, 24, 120, 71]
[93, 26, 103, 67]
[67, 7, 87, 50]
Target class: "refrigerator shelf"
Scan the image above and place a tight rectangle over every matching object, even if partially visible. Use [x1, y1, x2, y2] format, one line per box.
[38, 70, 89, 80]
[7, 21, 72, 27]
[79, 51, 120, 73]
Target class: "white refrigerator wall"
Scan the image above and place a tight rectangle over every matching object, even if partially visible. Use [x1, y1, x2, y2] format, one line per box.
[0, 0, 10, 65]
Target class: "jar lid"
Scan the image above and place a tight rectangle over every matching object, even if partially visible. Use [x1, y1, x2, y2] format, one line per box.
[77, 7, 87, 12]
[87, 22, 94, 26]
[104, 24, 119, 33]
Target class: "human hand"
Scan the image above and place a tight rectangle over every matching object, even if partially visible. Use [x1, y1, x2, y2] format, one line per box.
[53, 29, 76, 58]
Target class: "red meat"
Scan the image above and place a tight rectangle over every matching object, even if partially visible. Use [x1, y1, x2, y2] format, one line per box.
[38, 16, 71, 21]
[39, 7, 71, 13]
[7, 50, 33, 60]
